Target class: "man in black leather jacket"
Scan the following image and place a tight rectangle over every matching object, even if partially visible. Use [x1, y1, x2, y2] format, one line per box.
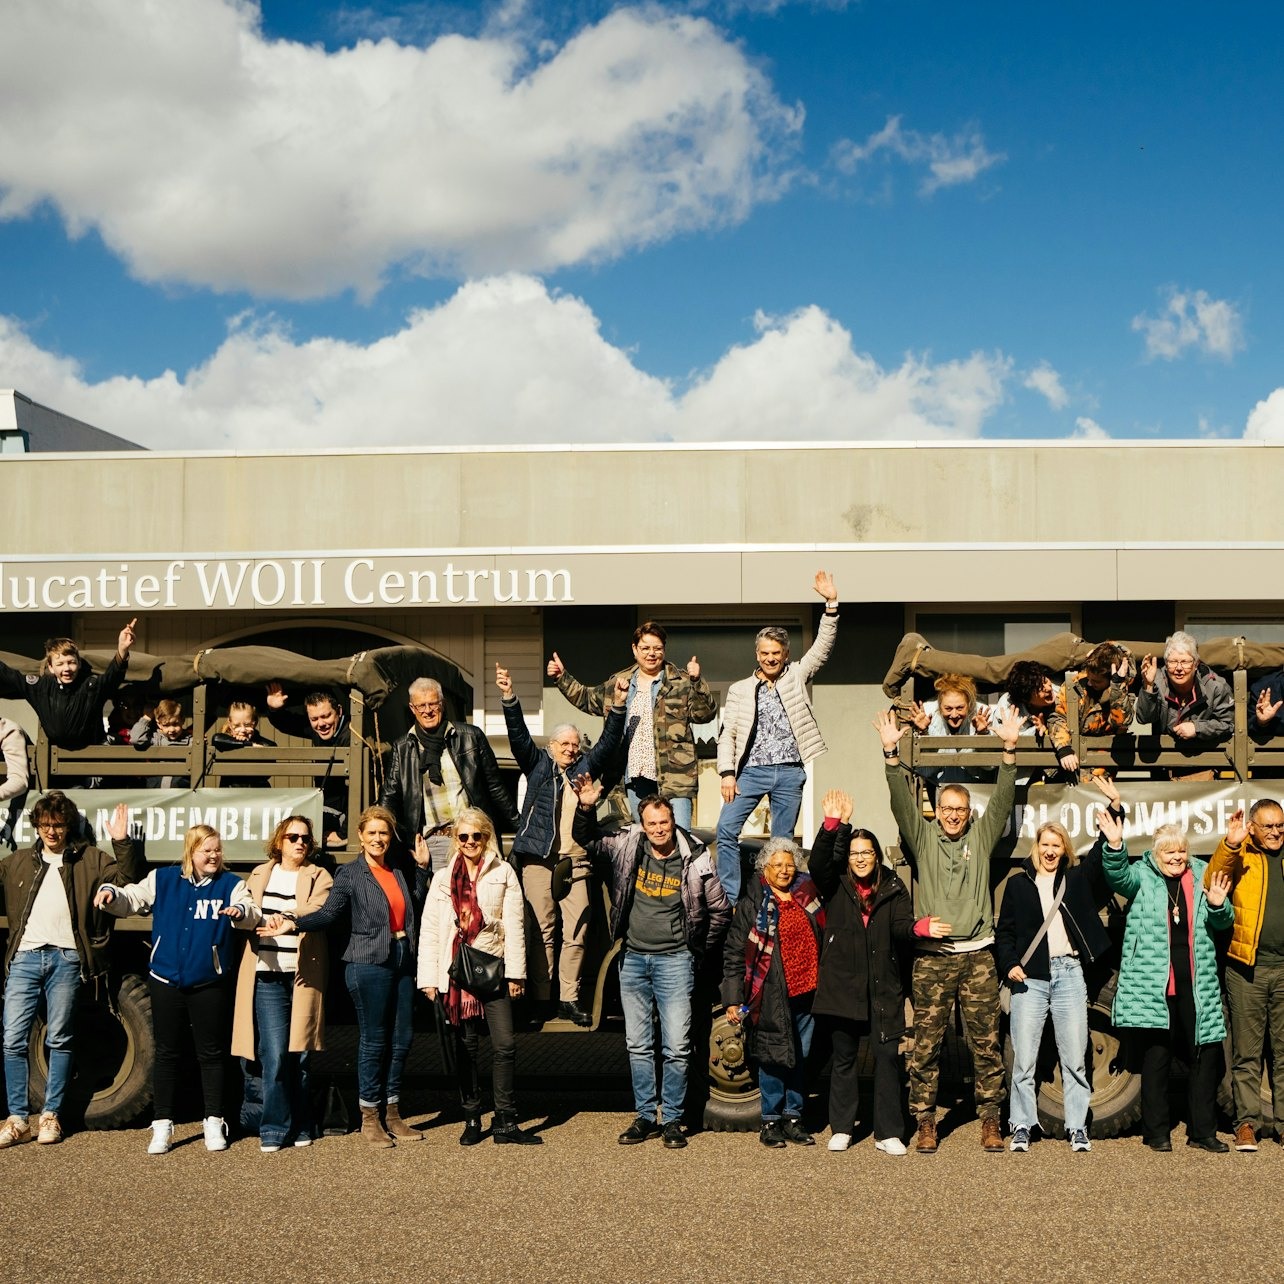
[379, 677, 518, 869]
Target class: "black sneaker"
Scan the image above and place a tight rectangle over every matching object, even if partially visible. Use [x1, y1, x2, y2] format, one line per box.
[759, 1120, 787, 1149]
[780, 1117, 815, 1146]
[618, 1117, 663, 1145]
[662, 1122, 688, 1149]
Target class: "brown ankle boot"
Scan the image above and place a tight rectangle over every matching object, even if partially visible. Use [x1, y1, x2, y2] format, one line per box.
[384, 1102, 421, 1141]
[360, 1105, 393, 1148]
[915, 1115, 938, 1153]
[980, 1116, 1004, 1152]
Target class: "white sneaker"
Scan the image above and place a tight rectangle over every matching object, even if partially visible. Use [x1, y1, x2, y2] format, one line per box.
[260, 1143, 282, 1153]
[827, 1132, 852, 1152]
[875, 1136, 908, 1156]
[203, 1116, 229, 1152]
[148, 1119, 174, 1155]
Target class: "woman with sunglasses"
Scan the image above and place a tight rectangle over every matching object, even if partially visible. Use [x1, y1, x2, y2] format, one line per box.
[418, 809, 539, 1145]
[231, 815, 333, 1152]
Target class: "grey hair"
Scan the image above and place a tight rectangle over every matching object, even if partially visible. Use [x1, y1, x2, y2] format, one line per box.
[755, 836, 803, 872]
[938, 783, 972, 807]
[1151, 822, 1188, 856]
[408, 677, 443, 701]
[548, 723, 581, 744]
[755, 626, 791, 653]
[1249, 798, 1283, 822]
[1163, 632, 1200, 663]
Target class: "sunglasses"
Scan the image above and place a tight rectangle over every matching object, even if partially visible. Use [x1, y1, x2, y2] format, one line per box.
[283, 832, 311, 844]
[457, 832, 485, 843]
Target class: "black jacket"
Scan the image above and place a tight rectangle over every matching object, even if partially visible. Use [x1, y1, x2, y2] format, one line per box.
[379, 721, 518, 842]
[0, 655, 126, 751]
[808, 821, 914, 1040]
[720, 877, 823, 1070]
[268, 708, 353, 838]
[995, 841, 1111, 982]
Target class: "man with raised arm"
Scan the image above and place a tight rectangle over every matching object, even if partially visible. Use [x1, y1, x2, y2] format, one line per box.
[548, 621, 715, 830]
[715, 571, 839, 903]
[265, 684, 352, 848]
[876, 703, 1023, 1154]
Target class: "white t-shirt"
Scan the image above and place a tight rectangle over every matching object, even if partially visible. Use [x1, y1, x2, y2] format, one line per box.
[19, 852, 76, 951]
[1034, 870, 1074, 958]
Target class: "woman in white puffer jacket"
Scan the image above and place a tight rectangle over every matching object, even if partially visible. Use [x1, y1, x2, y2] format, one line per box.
[417, 808, 538, 1146]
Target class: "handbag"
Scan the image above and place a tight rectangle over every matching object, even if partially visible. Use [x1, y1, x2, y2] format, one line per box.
[448, 940, 507, 1001]
[999, 879, 1066, 1016]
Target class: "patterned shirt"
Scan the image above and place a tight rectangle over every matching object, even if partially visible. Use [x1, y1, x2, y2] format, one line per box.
[256, 865, 300, 973]
[625, 674, 659, 782]
[745, 682, 800, 768]
[776, 897, 818, 997]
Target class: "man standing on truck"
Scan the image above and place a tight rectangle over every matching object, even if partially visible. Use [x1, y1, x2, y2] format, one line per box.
[1205, 800, 1284, 1152]
[0, 794, 140, 1148]
[715, 571, 839, 904]
[568, 774, 731, 1148]
[379, 676, 518, 870]
[265, 684, 353, 849]
[875, 704, 1023, 1154]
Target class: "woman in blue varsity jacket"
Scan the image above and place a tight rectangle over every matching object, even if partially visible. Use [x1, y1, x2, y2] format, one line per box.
[96, 825, 260, 1155]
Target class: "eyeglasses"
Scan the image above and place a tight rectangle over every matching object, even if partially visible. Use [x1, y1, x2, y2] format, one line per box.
[283, 832, 311, 844]
[37, 821, 68, 832]
[457, 832, 485, 844]
[936, 806, 969, 817]
[411, 701, 443, 713]
[1255, 823, 1284, 834]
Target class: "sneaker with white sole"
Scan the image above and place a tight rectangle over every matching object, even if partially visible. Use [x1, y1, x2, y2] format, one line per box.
[1009, 1126, 1031, 1152]
[260, 1143, 282, 1153]
[827, 1132, 852, 1152]
[36, 1112, 62, 1145]
[0, 1115, 31, 1148]
[148, 1119, 174, 1155]
[875, 1136, 908, 1156]
[1070, 1129, 1091, 1152]
[292, 1136, 312, 1148]
[203, 1116, 229, 1152]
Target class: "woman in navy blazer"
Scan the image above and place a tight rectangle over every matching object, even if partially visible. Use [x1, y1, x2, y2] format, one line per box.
[267, 805, 430, 1148]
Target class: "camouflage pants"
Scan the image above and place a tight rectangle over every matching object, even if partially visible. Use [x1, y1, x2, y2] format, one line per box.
[909, 950, 1006, 1119]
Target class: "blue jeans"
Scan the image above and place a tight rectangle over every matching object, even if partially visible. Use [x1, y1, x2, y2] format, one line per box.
[758, 993, 815, 1122]
[3, 947, 81, 1117]
[241, 972, 315, 1146]
[619, 949, 695, 1124]
[626, 781, 692, 831]
[345, 939, 415, 1109]
[714, 763, 806, 903]
[1008, 955, 1090, 1132]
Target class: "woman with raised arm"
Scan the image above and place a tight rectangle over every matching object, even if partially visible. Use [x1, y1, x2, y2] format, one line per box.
[418, 809, 538, 1145]
[95, 825, 260, 1154]
[231, 815, 333, 1152]
[263, 805, 430, 1148]
[995, 777, 1115, 1154]
[808, 789, 916, 1155]
[1097, 802, 1233, 1152]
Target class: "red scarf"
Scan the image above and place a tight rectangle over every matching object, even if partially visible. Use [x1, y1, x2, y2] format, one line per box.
[445, 857, 486, 1025]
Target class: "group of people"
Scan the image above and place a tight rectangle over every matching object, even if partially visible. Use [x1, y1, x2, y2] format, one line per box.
[2, 596, 1282, 1157]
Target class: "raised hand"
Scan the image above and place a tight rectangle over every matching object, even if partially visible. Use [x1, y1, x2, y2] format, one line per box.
[106, 802, 129, 843]
[1227, 808, 1248, 848]
[686, 655, 700, 679]
[992, 705, 1025, 751]
[1256, 688, 1283, 726]
[873, 708, 909, 753]
[265, 681, 288, 710]
[971, 704, 992, 733]
[1207, 870, 1232, 908]
[413, 833, 432, 868]
[1141, 655, 1158, 691]
[1111, 655, 1133, 683]
[546, 652, 565, 679]
[822, 789, 854, 822]
[570, 772, 603, 809]
[813, 570, 837, 604]
[495, 664, 513, 698]
[613, 673, 631, 706]
[1095, 805, 1124, 848]
[117, 617, 137, 659]
[1090, 773, 1121, 807]
[909, 701, 931, 732]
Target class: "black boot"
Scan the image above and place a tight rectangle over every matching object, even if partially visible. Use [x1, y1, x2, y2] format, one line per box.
[493, 1111, 543, 1146]
[459, 1115, 483, 1146]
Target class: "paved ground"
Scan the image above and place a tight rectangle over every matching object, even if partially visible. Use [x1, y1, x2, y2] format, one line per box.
[7, 1022, 1282, 1284]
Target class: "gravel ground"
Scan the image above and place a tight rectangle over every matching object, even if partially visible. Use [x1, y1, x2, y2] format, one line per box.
[6, 1023, 1282, 1284]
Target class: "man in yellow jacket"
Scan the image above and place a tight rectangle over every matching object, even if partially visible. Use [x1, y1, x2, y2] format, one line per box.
[1206, 800, 1284, 1151]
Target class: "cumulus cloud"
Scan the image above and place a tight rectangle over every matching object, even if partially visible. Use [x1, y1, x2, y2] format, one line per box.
[0, 0, 799, 298]
[0, 276, 1012, 449]
[1022, 362, 1068, 411]
[1070, 416, 1108, 439]
[1245, 389, 1284, 440]
[831, 115, 1005, 195]
[1131, 287, 1245, 361]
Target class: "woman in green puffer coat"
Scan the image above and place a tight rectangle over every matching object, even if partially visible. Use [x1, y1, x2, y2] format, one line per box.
[1098, 809, 1233, 1153]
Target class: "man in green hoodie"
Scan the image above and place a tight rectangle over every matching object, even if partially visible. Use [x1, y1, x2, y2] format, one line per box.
[876, 703, 1022, 1154]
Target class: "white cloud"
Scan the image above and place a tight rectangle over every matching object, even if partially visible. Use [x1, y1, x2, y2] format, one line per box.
[1245, 389, 1284, 440]
[1131, 287, 1245, 361]
[1071, 416, 1108, 439]
[0, 1, 799, 299]
[1023, 362, 1068, 410]
[832, 115, 1005, 195]
[0, 276, 1013, 449]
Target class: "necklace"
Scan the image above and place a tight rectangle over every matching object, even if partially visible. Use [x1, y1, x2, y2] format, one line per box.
[1166, 884, 1182, 926]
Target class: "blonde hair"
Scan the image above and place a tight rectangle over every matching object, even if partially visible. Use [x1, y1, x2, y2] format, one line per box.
[356, 805, 398, 837]
[934, 673, 977, 708]
[450, 808, 500, 864]
[1031, 821, 1079, 868]
[221, 701, 258, 735]
[182, 825, 222, 878]
[1152, 823, 1189, 862]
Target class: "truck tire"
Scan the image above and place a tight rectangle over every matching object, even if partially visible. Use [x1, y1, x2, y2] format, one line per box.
[27, 973, 154, 1130]
[703, 1009, 761, 1132]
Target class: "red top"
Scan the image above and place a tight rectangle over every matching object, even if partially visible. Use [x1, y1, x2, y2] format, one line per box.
[368, 860, 407, 933]
[776, 896, 818, 997]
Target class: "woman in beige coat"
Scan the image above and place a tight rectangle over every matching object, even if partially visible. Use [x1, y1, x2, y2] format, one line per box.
[232, 816, 333, 1152]
[418, 808, 537, 1145]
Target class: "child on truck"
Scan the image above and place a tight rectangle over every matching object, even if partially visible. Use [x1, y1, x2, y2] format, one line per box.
[0, 619, 136, 751]
[211, 701, 274, 788]
[131, 699, 193, 789]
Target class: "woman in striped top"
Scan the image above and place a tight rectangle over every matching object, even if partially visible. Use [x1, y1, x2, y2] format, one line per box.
[231, 815, 333, 1152]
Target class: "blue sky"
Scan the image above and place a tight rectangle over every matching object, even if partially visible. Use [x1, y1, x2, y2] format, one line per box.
[1, 0, 1281, 448]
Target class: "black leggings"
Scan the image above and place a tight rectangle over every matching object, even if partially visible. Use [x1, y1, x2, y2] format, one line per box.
[150, 977, 232, 1120]
[454, 996, 517, 1116]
